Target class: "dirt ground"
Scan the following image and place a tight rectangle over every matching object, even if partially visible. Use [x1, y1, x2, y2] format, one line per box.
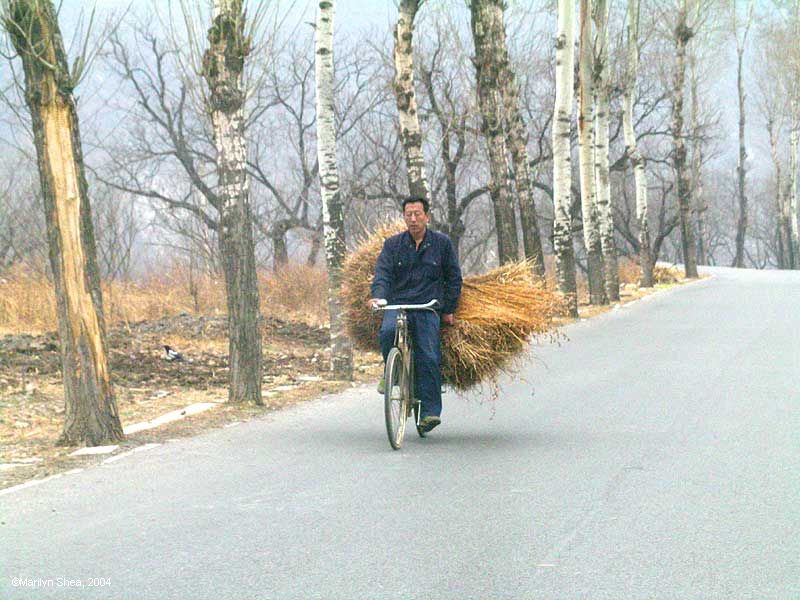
[0, 278, 693, 491]
[0, 314, 383, 490]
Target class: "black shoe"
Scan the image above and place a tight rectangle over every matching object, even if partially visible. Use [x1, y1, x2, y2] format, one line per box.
[418, 415, 441, 433]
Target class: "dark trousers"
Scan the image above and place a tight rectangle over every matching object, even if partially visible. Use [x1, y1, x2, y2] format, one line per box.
[379, 310, 442, 418]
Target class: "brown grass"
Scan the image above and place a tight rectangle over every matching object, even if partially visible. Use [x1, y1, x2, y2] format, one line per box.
[0, 263, 330, 335]
[262, 263, 329, 326]
[615, 258, 684, 287]
[441, 262, 566, 390]
[340, 220, 405, 350]
[653, 264, 684, 283]
[0, 264, 58, 334]
[618, 257, 641, 285]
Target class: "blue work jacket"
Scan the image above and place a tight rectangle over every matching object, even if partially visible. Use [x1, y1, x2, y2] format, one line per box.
[371, 228, 463, 315]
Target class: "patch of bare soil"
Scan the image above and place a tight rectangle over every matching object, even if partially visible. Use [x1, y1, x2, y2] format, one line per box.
[0, 314, 382, 490]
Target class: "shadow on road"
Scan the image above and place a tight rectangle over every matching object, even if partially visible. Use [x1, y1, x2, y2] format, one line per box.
[308, 425, 536, 453]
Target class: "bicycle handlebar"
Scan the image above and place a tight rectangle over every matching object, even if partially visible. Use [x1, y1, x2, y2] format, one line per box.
[371, 299, 439, 312]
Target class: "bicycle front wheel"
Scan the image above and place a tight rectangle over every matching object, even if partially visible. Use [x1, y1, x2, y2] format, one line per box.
[384, 347, 407, 450]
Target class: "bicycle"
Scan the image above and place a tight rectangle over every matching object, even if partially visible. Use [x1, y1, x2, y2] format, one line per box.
[371, 299, 439, 450]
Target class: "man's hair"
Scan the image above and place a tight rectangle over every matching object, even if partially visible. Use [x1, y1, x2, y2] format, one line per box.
[401, 196, 429, 214]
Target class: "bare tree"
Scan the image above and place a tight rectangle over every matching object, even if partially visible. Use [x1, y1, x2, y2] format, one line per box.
[592, 0, 619, 300]
[791, 124, 800, 266]
[201, 0, 263, 404]
[251, 45, 318, 267]
[669, 0, 699, 277]
[3, 0, 123, 445]
[249, 31, 389, 264]
[616, 168, 681, 266]
[315, 0, 352, 379]
[731, 0, 754, 268]
[100, 25, 224, 260]
[0, 159, 47, 270]
[578, 0, 606, 304]
[688, 41, 708, 266]
[92, 183, 142, 281]
[469, 0, 519, 264]
[552, 0, 578, 316]
[612, 6, 691, 270]
[790, 0, 800, 265]
[622, 0, 654, 286]
[416, 22, 487, 256]
[766, 117, 792, 268]
[755, 16, 794, 269]
[495, 7, 545, 277]
[392, 0, 430, 202]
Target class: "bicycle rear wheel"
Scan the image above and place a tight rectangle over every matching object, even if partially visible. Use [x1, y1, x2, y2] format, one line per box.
[384, 347, 407, 450]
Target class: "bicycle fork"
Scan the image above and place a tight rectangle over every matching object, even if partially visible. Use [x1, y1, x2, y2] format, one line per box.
[393, 310, 421, 426]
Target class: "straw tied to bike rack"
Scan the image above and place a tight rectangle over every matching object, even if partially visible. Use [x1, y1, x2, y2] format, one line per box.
[340, 222, 567, 448]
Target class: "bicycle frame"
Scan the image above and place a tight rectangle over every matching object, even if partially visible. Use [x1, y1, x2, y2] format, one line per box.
[372, 299, 438, 448]
[391, 308, 415, 420]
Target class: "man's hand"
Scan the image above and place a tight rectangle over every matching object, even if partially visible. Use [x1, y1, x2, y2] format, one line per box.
[367, 298, 381, 309]
[442, 313, 455, 325]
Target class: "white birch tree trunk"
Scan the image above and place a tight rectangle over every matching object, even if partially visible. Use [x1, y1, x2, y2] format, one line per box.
[592, 0, 618, 301]
[578, 0, 606, 304]
[203, 0, 263, 404]
[315, 0, 353, 379]
[553, 0, 578, 316]
[393, 0, 430, 201]
[622, 0, 654, 287]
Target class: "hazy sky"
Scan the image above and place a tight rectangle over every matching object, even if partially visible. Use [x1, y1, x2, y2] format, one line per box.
[52, 0, 780, 182]
[59, 0, 397, 31]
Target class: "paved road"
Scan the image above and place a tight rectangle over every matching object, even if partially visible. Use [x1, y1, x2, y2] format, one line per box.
[2, 268, 799, 599]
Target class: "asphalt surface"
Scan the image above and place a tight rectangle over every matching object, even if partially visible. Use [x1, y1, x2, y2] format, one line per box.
[2, 267, 799, 600]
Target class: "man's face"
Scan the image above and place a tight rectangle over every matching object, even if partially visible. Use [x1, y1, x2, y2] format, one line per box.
[403, 201, 429, 237]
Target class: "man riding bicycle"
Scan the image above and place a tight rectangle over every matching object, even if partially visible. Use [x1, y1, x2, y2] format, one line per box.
[367, 197, 463, 433]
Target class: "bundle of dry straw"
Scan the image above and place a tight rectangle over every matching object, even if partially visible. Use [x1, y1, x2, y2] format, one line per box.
[341, 222, 566, 391]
